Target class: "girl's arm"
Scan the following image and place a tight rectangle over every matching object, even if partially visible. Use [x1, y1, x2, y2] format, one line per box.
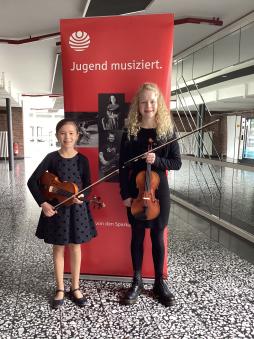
[152, 134, 182, 171]
[41, 201, 57, 216]
[27, 154, 51, 206]
[146, 134, 182, 171]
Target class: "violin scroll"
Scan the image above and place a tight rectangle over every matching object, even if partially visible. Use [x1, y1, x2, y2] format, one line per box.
[79, 196, 106, 210]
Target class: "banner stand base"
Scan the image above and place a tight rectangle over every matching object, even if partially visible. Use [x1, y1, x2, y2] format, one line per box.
[64, 273, 154, 284]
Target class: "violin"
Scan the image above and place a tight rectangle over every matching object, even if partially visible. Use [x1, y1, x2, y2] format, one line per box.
[131, 138, 160, 221]
[40, 172, 105, 210]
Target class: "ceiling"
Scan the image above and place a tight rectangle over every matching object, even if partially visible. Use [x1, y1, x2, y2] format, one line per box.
[0, 0, 254, 112]
[171, 64, 254, 112]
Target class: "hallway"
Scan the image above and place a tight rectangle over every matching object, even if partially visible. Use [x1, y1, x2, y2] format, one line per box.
[0, 159, 254, 339]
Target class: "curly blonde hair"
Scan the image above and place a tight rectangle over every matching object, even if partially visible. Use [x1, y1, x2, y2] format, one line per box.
[125, 83, 174, 141]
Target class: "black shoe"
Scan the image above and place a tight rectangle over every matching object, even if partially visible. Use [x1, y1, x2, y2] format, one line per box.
[153, 274, 175, 306]
[52, 289, 66, 309]
[70, 288, 87, 307]
[124, 271, 144, 305]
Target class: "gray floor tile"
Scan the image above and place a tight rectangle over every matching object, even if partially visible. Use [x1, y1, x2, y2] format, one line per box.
[0, 159, 254, 339]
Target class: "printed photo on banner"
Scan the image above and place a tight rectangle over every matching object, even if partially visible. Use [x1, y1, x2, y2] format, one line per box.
[98, 130, 123, 182]
[65, 112, 98, 148]
[98, 93, 127, 131]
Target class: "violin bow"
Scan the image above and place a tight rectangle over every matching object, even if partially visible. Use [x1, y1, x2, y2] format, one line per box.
[53, 119, 218, 209]
[123, 119, 219, 168]
[53, 169, 119, 210]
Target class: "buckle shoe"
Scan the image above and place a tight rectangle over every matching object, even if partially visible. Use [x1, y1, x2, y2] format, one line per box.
[70, 288, 87, 307]
[52, 289, 66, 309]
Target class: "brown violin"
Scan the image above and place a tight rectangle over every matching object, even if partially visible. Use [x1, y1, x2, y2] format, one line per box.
[131, 138, 160, 220]
[40, 172, 105, 210]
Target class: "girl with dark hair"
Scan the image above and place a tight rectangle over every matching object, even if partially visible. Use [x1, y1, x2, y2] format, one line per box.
[28, 118, 97, 309]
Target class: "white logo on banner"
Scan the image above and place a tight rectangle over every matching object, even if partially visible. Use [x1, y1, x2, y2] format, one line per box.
[69, 31, 90, 51]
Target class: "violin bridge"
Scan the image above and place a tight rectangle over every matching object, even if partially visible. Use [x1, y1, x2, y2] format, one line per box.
[49, 186, 54, 192]
[143, 197, 150, 200]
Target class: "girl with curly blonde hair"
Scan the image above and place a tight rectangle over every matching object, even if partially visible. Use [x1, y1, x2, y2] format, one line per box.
[125, 82, 174, 141]
[119, 82, 182, 307]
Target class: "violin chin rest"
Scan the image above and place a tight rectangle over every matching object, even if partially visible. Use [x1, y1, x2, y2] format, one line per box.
[133, 213, 147, 221]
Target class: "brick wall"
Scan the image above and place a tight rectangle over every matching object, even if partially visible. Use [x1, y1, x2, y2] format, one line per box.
[205, 113, 227, 157]
[172, 113, 197, 132]
[0, 106, 24, 158]
[242, 113, 254, 118]
[172, 110, 227, 157]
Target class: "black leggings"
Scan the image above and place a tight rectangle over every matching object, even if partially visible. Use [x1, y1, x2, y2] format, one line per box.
[131, 227, 165, 274]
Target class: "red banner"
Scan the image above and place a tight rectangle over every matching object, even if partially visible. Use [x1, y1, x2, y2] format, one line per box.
[60, 14, 174, 278]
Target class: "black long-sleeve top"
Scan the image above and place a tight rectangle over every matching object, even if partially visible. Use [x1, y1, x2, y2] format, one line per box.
[119, 128, 182, 201]
[27, 151, 92, 207]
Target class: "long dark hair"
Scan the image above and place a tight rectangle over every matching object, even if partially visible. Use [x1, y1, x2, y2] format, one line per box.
[56, 119, 79, 134]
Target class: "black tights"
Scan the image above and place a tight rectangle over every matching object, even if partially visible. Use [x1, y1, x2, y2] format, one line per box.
[131, 227, 165, 274]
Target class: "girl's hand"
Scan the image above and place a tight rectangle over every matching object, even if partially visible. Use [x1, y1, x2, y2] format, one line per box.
[142, 152, 156, 164]
[41, 202, 57, 217]
[123, 197, 132, 207]
[73, 194, 84, 204]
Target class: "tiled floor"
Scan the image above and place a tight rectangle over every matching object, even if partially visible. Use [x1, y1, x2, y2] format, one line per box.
[0, 158, 254, 339]
[171, 203, 254, 265]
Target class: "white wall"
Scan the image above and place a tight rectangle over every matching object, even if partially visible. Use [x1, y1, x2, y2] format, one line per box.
[227, 116, 241, 160]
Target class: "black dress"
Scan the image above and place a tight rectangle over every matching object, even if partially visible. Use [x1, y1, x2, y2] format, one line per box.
[28, 152, 97, 246]
[119, 128, 182, 229]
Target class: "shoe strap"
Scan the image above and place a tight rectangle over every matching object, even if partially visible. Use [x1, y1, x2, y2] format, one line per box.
[71, 288, 80, 293]
[56, 289, 65, 293]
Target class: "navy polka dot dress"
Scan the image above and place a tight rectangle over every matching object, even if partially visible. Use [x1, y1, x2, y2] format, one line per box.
[36, 154, 97, 245]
